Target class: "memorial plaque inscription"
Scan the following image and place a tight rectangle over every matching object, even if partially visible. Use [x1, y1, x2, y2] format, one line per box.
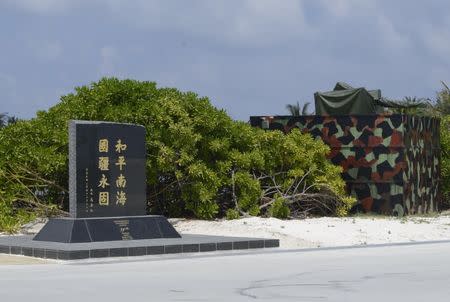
[69, 120, 146, 218]
[33, 120, 181, 243]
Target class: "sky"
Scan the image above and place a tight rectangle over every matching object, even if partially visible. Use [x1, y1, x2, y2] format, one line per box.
[0, 0, 449, 120]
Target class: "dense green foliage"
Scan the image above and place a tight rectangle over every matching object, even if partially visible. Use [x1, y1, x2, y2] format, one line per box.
[0, 78, 353, 232]
[434, 82, 450, 115]
[268, 196, 291, 219]
[429, 82, 450, 208]
[440, 112, 450, 209]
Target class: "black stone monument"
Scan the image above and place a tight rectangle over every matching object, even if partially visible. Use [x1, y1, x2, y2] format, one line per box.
[0, 120, 279, 259]
[34, 120, 181, 243]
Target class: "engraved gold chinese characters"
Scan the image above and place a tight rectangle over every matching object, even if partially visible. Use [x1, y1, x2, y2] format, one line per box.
[98, 174, 110, 189]
[97, 138, 128, 207]
[99, 191, 109, 206]
[116, 191, 127, 206]
[98, 138, 110, 206]
[116, 174, 126, 188]
[114, 139, 127, 206]
[98, 157, 109, 171]
[115, 139, 127, 153]
[115, 155, 126, 170]
[98, 139, 109, 153]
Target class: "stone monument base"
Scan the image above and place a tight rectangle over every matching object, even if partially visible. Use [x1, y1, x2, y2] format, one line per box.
[33, 215, 180, 243]
[0, 234, 279, 260]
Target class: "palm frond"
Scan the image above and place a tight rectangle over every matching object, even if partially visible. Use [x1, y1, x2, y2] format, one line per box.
[441, 81, 450, 93]
[286, 102, 300, 116]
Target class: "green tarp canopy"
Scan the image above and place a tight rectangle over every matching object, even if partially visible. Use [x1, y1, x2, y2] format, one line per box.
[314, 82, 384, 115]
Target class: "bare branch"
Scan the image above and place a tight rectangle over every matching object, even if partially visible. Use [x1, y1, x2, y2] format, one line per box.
[13, 165, 69, 193]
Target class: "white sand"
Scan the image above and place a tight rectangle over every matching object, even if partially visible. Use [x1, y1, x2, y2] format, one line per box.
[170, 215, 450, 249]
[3, 215, 450, 251]
[3, 215, 449, 265]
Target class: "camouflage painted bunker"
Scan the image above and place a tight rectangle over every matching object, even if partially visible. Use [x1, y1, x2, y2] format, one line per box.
[250, 115, 441, 215]
[250, 84, 441, 215]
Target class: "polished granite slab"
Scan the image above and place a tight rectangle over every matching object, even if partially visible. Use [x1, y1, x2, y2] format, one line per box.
[0, 234, 279, 260]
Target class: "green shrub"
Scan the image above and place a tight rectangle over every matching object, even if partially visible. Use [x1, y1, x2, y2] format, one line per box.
[441, 116, 450, 209]
[427, 83, 450, 209]
[0, 200, 36, 233]
[0, 78, 352, 231]
[268, 196, 290, 219]
[225, 209, 240, 220]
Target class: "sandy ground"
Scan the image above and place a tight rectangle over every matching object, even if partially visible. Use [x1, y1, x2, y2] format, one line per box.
[0, 255, 49, 265]
[2, 215, 450, 264]
[171, 215, 450, 249]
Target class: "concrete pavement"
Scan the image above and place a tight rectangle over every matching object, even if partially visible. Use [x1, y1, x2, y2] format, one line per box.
[1, 242, 450, 301]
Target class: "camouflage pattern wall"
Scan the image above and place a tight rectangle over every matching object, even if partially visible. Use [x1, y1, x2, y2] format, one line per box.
[249, 114, 441, 215]
[403, 116, 441, 214]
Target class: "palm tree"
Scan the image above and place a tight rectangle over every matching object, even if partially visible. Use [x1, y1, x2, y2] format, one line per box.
[0, 112, 7, 128]
[286, 102, 300, 116]
[403, 81, 450, 117]
[286, 102, 312, 116]
[7, 115, 18, 125]
[301, 102, 312, 115]
[434, 81, 450, 115]
[0, 113, 19, 128]
[380, 97, 429, 115]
